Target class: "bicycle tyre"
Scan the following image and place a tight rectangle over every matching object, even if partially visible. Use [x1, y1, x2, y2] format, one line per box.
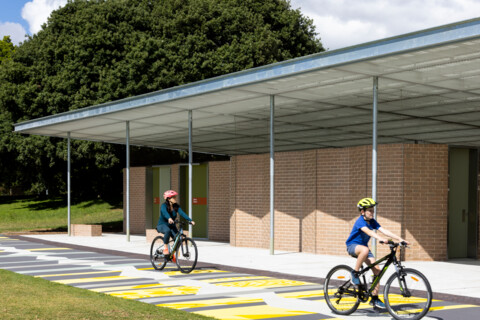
[323, 264, 360, 315]
[384, 268, 432, 320]
[175, 237, 198, 274]
[150, 236, 167, 270]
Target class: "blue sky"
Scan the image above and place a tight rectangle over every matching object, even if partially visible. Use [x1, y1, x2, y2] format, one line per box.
[0, 1, 29, 31]
[1, 0, 480, 49]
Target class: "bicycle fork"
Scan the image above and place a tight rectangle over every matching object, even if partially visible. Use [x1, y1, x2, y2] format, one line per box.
[394, 264, 411, 297]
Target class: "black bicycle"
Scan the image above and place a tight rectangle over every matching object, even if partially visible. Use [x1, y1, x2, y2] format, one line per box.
[150, 219, 198, 273]
[324, 241, 432, 320]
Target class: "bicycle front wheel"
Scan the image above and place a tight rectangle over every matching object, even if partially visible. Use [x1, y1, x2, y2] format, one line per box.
[323, 265, 360, 315]
[384, 268, 432, 320]
[150, 236, 167, 270]
[175, 237, 198, 273]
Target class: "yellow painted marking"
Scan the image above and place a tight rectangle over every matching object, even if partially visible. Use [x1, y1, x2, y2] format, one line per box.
[214, 279, 312, 289]
[92, 283, 168, 293]
[194, 305, 315, 320]
[157, 297, 263, 310]
[164, 269, 227, 276]
[54, 276, 136, 284]
[108, 286, 200, 299]
[201, 276, 272, 283]
[391, 304, 480, 315]
[429, 304, 480, 312]
[27, 247, 72, 251]
[386, 294, 441, 305]
[36, 270, 121, 278]
[277, 289, 324, 299]
[137, 267, 155, 271]
[0, 236, 10, 238]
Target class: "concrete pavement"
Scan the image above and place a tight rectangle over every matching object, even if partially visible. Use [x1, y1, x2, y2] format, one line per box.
[20, 233, 480, 300]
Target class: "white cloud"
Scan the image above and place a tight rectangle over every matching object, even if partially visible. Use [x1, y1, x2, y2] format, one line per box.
[290, 0, 480, 50]
[0, 22, 28, 45]
[21, 0, 68, 34]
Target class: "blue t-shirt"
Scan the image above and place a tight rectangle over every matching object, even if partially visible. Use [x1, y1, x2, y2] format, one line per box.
[346, 215, 381, 247]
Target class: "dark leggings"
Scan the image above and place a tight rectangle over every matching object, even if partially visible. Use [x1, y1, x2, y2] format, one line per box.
[156, 224, 178, 245]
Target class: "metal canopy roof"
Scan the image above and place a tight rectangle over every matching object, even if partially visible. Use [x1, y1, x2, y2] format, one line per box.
[14, 18, 480, 155]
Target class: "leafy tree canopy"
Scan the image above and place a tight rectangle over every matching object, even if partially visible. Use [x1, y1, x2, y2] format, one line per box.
[0, 0, 323, 200]
[0, 36, 15, 63]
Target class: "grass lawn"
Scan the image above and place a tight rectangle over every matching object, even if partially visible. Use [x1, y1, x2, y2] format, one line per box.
[0, 269, 213, 320]
[0, 197, 123, 233]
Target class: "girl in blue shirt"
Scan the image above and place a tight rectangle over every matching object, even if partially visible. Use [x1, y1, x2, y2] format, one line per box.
[346, 198, 408, 308]
[156, 190, 195, 255]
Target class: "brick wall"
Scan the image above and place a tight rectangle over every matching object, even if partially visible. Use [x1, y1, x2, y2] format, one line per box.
[124, 143, 458, 261]
[123, 166, 148, 234]
[208, 161, 230, 241]
[228, 143, 450, 260]
[403, 144, 448, 260]
[232, 154, 270, 248]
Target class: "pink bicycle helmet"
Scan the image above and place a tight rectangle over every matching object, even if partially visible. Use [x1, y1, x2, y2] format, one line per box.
[163, 190, 178, 200]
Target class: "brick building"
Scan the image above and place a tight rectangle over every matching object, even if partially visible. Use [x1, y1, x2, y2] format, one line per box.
[125, 143, 480, 261]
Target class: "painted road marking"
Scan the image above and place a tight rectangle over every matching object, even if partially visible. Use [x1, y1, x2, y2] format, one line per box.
[108, 286, 201, 299]
[26, 247, 72, 251]
[201, 276, 272, 283]
[194, 304, 317, 320]
[54, 276, 137, 284]
[157, 297, 264, 310]
[92, 283, 170, 293]
[164, 269, 228, 276]
[35, 270, 122, 278]
[2, 236, 479, 320]
[213, 279, 313, 289]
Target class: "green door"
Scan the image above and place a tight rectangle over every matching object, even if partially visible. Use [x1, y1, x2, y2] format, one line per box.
[180, 164, 208, 239]
[448, 148, 478, 259]
[152, 166, 171, 228]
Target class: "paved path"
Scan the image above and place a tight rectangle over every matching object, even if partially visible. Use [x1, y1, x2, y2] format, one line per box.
[1, 234, 480, 320]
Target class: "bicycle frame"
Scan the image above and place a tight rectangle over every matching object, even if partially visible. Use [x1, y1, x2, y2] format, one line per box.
[357, 243, 403, 298]
[165, 225, 185, 260]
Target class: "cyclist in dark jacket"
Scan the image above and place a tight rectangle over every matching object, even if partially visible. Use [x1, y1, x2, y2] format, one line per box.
[156, 190, 194, 255]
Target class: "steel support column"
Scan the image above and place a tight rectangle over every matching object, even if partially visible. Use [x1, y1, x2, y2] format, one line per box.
[270, 95, 275, 255]
[67, 132, 71, 236]
[126, 121, 130, 242]
[372, 76, 378, 257]
[188, 110, 193, 237]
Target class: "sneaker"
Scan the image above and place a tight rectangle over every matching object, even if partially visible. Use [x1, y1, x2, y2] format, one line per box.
[163, 248, 169, 255]
[351, 270, 361, 286]
[370, 297, 385, 308]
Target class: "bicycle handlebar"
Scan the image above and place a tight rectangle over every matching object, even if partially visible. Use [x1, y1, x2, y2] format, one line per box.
[379, 240, 408, 247]
[174, 219, 194, 225]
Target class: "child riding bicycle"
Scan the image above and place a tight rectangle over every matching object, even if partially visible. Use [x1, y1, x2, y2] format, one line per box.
[346, 198, 409, 308]
[156, 190, 195, 255]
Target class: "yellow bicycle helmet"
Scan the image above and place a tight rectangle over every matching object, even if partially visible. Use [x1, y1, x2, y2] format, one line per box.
[357, 198, 378, 211]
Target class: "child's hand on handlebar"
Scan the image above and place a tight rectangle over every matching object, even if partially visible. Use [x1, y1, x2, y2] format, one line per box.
[190, 221, 195, 225]
[168, 218, 174, 224]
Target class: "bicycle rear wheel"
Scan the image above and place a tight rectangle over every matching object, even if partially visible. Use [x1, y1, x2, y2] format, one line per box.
[150, 236, 167, 270]
[175, 237, 198, 273]
[384, 268, 432, 320]
[323, 265, 360, 315]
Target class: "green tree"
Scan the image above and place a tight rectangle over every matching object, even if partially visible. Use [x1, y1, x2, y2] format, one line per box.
[0, 0, 323, 199]
[0, 36, 15, 63]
